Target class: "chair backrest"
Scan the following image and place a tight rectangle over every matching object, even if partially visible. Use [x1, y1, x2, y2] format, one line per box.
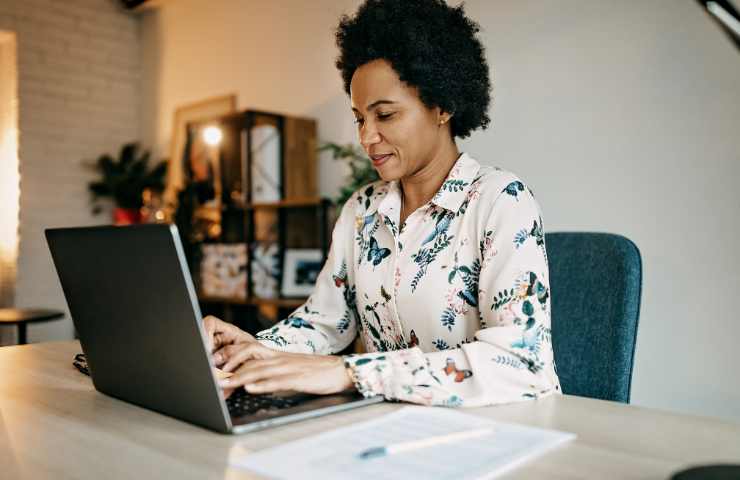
[545, 232, 642, 403]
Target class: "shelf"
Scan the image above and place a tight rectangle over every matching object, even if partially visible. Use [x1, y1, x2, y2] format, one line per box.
[195, 198, 329, 213]
[198, 294, 306, 308]
[244, 197, 326, 209]
[194, 197, 332, 217]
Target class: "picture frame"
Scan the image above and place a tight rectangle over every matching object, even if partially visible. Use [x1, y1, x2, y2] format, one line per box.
[251, 209, 281, 299]
[165, 94, 237, 205]
[281, 249, 323, 297]
[248, 114, 282, 203]
[200, 243, 248, 300]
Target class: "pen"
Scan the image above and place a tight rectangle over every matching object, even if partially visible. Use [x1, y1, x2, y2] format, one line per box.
[357, 427, 495, 460]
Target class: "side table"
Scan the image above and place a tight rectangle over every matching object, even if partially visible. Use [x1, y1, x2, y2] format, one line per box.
[0, 308, 65, 345]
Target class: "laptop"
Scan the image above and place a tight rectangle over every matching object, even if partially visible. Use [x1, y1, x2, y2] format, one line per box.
[45, 224, 382, 434]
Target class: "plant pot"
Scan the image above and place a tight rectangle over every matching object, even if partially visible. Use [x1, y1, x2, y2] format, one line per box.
[113, 207, 142, 226]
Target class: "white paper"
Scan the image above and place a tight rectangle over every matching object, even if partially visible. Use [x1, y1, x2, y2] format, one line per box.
[230, 406, 575, 480]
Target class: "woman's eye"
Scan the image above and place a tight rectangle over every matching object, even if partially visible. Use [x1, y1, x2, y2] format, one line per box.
[353, 112, 393, 126]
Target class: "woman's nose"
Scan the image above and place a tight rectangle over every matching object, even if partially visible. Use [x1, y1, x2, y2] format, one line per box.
[360, 123, 381, 150]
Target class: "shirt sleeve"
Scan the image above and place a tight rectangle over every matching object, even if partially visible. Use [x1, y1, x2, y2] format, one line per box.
[255, 197, 360, 355]
[343, 183, 561, 407]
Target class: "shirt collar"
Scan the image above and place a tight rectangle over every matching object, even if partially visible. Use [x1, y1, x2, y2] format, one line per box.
[429, 152, 480, 213]
[368, 153, 481, 219]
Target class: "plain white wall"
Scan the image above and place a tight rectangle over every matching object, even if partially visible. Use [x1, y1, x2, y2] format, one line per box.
[458, 1, 740, 421]
[140, 0, 740, 421]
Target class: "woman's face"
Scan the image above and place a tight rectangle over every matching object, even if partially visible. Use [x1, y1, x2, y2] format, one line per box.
[350, 59, 450, 182]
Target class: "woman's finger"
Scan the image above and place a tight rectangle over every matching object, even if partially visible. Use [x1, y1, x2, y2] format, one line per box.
[243, 373, 299, 394]
[212, 343, 237, 366]
[203, 315, 220, 351]
[222, 386, 237, 399]
[203, 316, 256, 352]
[219, 346, 258, 372]
[224, 356, 282, 377]
[221, 342, 275, 372]
[214, 341, 264, 366]
[222, 360, 293, 388]
[213, 342, 248, 366]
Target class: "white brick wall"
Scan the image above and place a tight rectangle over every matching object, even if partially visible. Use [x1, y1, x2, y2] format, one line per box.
[0, 32, 20, 346]
[0, 0, 140, 344]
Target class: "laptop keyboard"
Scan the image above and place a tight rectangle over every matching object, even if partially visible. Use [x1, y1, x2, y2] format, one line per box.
[225, 388, 305, 417]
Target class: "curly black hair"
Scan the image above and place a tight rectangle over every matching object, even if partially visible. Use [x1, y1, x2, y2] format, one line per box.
[335, 0, 491, 139]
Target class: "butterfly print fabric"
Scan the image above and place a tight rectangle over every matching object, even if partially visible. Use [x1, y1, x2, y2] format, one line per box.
[255, 153, 561, 407]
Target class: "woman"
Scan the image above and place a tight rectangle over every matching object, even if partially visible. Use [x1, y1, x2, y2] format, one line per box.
[208, 0, 561, 407]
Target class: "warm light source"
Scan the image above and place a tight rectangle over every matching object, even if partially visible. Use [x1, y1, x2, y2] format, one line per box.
[203, 125, 223, 146]
[0, 31, 19, 307]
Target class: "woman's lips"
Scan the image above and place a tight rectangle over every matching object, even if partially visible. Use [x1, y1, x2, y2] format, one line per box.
[371, 154, 393, 167]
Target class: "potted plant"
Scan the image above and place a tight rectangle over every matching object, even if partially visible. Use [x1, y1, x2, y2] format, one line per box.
[319, 142, 379, 208]
[86, 142, 168, 225]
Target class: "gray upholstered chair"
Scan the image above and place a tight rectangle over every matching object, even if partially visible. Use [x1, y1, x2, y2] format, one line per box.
[545, 232, 642, 403]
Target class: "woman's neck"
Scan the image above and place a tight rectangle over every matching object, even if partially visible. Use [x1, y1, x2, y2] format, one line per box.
[400, 142, 460, 220]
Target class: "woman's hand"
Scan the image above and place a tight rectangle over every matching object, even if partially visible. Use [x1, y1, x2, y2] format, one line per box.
[217, 342, 355, 396]
[202, 315, 256, 365]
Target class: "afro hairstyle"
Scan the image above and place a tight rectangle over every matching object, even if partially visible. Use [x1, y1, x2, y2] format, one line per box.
[335, 0, 492, 139]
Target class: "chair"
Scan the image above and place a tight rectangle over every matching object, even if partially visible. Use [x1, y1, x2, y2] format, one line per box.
[545, 232, 642, 403]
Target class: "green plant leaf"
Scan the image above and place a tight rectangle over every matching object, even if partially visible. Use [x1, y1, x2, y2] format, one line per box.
[318, 141, 379, 208]
[85, 142, 168, 213]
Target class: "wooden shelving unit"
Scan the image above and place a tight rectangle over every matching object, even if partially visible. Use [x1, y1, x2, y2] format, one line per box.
[179, 109, 333, 334]
[198, 197, 324, 211]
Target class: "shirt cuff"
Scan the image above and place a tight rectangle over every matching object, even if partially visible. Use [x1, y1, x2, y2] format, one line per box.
[343, 347, 439, 400]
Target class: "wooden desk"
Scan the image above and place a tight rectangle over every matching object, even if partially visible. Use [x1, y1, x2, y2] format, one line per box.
[1, 341, 738, 479]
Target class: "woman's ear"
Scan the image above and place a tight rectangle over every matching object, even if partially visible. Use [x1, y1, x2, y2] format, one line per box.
[438, 109, 453, 126]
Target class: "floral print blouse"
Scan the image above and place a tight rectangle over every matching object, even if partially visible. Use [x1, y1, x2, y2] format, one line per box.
[256, 153, 561, 407]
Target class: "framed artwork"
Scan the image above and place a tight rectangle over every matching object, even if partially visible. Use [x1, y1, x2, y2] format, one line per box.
[251, 209, 280, 299]
[165, 94, 237, 205]
[200, 243, 248, 300]
[252, 242, 280, 298]
[281, 249, 323, 297]
[250, 122, 282, 203]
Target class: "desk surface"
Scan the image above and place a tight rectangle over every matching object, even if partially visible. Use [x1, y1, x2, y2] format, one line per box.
[1, 341, 738, 480]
